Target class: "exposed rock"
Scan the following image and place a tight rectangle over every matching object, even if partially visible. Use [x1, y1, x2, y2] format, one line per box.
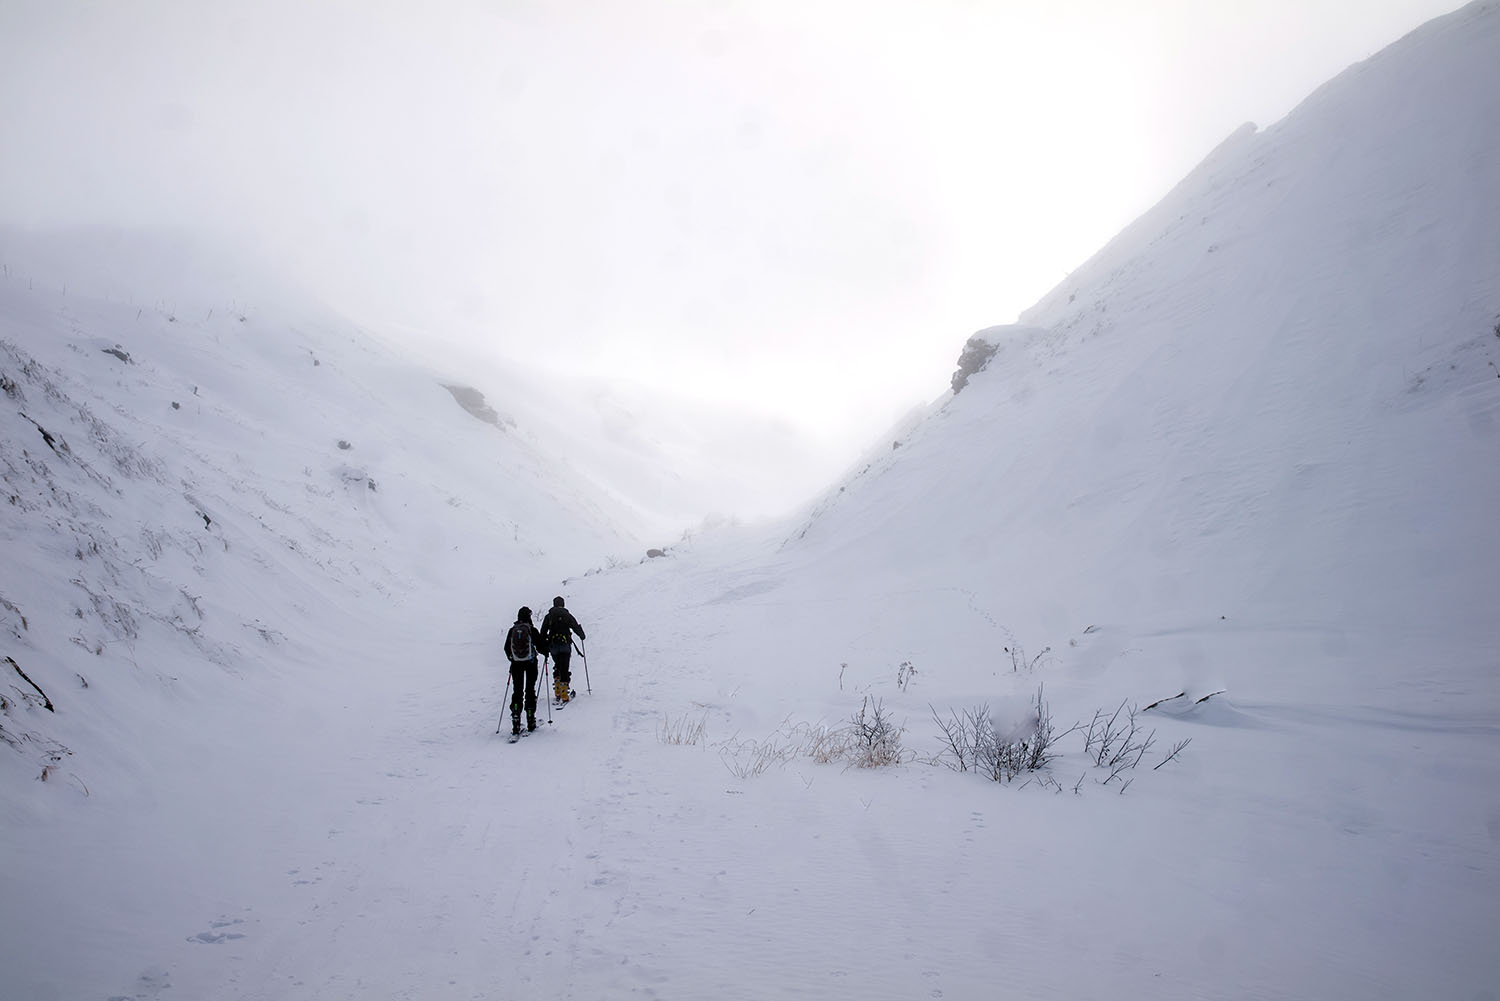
[950, 334, 999, 394]
[950, 325, 1049, 394]
[442, 384, 511, 429]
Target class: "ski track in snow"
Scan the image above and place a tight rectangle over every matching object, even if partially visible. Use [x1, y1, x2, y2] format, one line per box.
[16, 547, 1493, 1001]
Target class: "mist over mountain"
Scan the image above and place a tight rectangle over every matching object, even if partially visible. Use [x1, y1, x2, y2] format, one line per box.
[2, 4, 1498, 999]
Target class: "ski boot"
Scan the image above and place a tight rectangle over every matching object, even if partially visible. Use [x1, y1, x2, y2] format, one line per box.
[527, 714, 537, 732]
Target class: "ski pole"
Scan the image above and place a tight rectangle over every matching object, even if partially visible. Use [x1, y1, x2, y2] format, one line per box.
[496, 669, 512, 734]
[543, 658, 553, 725]
[578, 638, 591, 694]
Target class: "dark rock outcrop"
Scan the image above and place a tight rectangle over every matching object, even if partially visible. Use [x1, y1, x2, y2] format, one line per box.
[442, 384, 509, 429]
[950, 334, 1000, 394]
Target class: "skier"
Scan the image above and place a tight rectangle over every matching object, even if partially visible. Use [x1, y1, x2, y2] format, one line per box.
[539, 596, 586, 706]
[505, 606, 545, 736]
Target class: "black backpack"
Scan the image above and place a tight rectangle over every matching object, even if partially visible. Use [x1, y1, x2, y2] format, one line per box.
[545, 611, 569, 647]
[509, 622, 533, 662]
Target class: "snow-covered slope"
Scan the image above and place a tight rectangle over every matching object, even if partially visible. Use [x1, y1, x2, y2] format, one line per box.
[791, 0, 1500, 670]
[2, 4, 1498, 1001]
[0, 234, 645, 788]
[560, 2, 1500, 997]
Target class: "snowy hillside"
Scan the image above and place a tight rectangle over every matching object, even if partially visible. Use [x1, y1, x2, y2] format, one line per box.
[785, 0, 1500, 671]
[566, 2, 1500, 996]
[3, 3, 1499, 1001]
[0, 232, 652, 784]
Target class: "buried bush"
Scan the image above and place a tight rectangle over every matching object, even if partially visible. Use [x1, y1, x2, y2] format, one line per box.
[931, 686, 1059, 783]
[843, 696, 908, 768]
[658, 711, 708, 746]
[715, 697, 912, 778]
[717, 727, 802, 778]
[932, 688, 1191, 793]
[1084, 700, 1156, 785]
[711, 682, 1191, 788]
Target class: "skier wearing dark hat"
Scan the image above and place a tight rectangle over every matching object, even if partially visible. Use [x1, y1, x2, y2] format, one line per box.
[505, 606, 545, 735]
[539, 596, 586, 706]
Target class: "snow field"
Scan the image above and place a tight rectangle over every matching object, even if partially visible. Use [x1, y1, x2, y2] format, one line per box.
[3, 3, 1500, 999]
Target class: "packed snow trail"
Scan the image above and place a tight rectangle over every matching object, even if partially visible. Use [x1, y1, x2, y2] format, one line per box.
[6, 535, 1497, 1000]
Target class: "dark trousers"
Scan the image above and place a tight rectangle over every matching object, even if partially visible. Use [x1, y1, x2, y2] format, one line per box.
[509, 660, 538, 722]
[551, 641, 572, 686]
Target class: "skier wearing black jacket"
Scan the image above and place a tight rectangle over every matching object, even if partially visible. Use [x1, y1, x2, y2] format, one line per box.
[505, 606, 545, 735]
[539, 596, 586, 705]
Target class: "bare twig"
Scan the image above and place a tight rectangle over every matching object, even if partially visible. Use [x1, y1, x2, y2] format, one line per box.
[1085, 700, 1129, 765]
[1154, 737, 1193, 770]
[5, 656, 53, 712]
[897, 661, 917, 692]
[659, 711, 708, 746]
[930, 704, 976, 773]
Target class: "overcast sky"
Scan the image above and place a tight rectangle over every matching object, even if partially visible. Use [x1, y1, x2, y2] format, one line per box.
[0, 0, 1465, 452]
